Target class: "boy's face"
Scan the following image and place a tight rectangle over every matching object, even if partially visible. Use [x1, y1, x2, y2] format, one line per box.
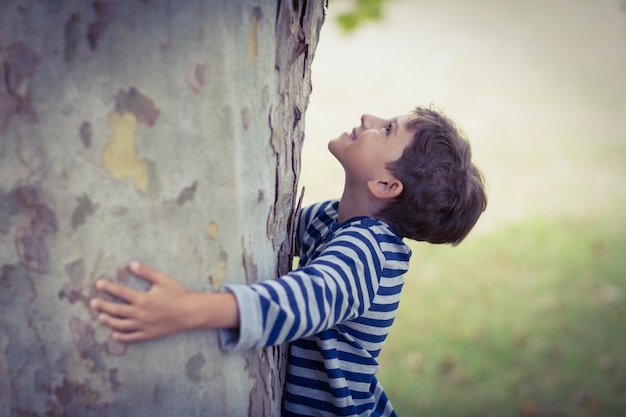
[328, 114, 414, 183]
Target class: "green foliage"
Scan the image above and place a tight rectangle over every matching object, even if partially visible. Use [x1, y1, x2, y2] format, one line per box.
[379, 215, 626, 416]
[335, 0, 386, 32]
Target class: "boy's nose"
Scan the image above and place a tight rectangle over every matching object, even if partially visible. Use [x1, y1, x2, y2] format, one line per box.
[361, 114, 376, 129]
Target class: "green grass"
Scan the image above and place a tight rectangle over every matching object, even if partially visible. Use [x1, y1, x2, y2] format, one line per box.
[378, 214, 626, 417]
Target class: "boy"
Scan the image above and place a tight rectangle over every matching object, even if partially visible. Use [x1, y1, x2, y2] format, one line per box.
[90, 106, 487, 416]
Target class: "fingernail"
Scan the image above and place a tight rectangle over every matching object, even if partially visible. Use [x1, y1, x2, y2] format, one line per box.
[130, 261, 140, 271]
[95, 280, 104, 289]
[89, 299, 98, 309]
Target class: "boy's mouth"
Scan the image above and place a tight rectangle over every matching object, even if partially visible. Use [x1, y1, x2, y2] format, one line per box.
[350, 128, 357, 141]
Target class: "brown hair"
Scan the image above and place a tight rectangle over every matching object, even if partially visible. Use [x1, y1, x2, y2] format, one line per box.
[378, 106, 487, 245]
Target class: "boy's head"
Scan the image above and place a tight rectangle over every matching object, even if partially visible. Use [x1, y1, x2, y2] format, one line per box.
[377, 106, 487, 245]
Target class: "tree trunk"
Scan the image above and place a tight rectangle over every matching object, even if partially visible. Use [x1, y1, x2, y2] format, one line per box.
[0, 1, 324, 415]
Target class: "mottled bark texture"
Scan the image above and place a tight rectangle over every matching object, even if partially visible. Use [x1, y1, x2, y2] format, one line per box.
[0, 1, 325, 415]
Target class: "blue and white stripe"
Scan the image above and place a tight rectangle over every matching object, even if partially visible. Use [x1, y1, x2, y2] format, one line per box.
[220, 200, 411, 416]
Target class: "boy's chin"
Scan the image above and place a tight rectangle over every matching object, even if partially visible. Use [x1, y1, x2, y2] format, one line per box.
[327, 139, 342, 159]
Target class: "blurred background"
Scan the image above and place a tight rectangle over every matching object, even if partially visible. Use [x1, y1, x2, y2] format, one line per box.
[300, 0, 626, 415]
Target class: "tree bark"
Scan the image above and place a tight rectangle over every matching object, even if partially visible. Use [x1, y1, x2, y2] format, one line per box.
[0, 1, 325, 415]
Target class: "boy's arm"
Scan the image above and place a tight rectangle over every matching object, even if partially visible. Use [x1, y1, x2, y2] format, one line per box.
[221, 227, 389, 350]
[90, 261, 238, 343]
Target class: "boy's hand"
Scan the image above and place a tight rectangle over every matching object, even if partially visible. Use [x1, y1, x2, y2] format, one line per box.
[90, 261, 198, 343]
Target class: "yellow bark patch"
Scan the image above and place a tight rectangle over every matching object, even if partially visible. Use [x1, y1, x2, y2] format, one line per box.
[102, 111, 148, 191]
[206, 221, 219, 238]
[248, 12, 258, 63]
[211, 259, 227, 290]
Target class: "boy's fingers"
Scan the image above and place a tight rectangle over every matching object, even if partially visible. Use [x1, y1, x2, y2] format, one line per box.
[95, 279, 140, 304]
[112, 330, 148, 343]
[129, 261, 169, 285]
[97, 313, 140, 332]
[90, 297, 135, 318]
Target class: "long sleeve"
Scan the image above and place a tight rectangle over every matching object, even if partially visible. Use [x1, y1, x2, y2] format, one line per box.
[219, 225, 386, 351]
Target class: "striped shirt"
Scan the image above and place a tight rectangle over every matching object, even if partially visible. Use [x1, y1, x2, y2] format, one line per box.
[220, 200, 412, 416]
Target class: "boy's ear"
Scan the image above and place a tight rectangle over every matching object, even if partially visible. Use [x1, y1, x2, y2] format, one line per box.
[367, 178, 403, 200]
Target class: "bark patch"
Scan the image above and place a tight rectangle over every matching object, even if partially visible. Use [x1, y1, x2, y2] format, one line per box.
[176, 181, 197, 205]
[103, 87, 159, 192]
[185, 352, 206, 383]
[186, 60, 207, 93]
[114, 87, 159, 127]
[87, 1, 116, 50]
[0, 41, 38, 135]
[102, 111, 149, 191]
[64, 13, 81, 63]
[248, 7, 263, 63]
[80, 121, 92, 148]
[14, 186, 57, 273]
[71, 194, 97, 229]
[207, 221, 219, 238]
[208, 249, 228, 290]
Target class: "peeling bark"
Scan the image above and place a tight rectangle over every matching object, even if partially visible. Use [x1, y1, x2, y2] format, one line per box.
[268, 0, 325, 275]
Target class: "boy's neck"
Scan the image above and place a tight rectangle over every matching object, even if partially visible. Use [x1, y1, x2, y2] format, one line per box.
[337, 187, 381, 224]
